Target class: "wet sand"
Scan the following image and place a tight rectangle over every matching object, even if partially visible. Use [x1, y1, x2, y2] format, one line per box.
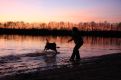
[0, 52, 121, 80]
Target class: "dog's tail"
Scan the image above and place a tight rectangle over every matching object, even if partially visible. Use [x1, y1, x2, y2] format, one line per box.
[46, 39, 49, 43]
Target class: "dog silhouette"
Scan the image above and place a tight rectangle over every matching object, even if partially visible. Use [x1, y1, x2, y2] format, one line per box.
[44, 39, 58, 53]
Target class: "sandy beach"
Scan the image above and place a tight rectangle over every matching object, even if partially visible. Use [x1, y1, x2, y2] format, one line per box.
[0, 52, 121, 80]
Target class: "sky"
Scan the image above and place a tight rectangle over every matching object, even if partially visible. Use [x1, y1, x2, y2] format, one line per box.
[0, 0, 121, 23]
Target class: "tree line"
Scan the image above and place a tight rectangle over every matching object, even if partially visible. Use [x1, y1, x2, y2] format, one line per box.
[0, 21, 121, 31]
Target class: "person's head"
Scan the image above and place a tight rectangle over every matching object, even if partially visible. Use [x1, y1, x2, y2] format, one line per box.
[72, 27, 78, 32]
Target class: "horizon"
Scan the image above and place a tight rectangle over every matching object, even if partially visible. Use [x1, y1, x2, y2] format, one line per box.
[0, 20, 121, 24]
[0, 0, 121, 23]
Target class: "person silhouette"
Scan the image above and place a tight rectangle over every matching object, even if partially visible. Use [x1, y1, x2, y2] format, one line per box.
[68, 27, 83, 61]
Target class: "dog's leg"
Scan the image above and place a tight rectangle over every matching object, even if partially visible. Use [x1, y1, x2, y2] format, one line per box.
[55, 49, 58, 54]
[44, 48, 47, 51]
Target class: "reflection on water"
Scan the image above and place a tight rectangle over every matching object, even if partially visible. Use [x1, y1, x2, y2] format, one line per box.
[0, 35, 121, 76]
[0, 35, 121, 57]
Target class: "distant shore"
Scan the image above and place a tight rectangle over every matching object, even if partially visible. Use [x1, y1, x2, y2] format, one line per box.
[1, 52, 121, 80]
[0, 28, 121, 37]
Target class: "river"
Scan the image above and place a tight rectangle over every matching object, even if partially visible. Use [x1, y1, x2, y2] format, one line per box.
[0, 35, 121, 76]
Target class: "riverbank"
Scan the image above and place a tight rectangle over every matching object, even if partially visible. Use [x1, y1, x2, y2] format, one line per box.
[0, 28, 121, 37]
[0, 52, 121, 80]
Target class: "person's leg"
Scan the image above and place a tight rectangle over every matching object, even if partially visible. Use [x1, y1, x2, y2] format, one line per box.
[75, 50, 81, 60]
[70, 46, 76, 61]
[70, 51, 75, 60]
[74, 44, 81, 60]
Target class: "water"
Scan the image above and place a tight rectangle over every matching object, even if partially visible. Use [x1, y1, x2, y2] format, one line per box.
[0, 35, 121, 76]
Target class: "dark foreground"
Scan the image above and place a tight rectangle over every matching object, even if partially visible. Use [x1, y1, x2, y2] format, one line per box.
[1, 53, 121, 80]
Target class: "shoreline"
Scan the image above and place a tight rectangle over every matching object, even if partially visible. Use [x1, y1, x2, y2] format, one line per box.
[0, 28, 121, 37]
[0, 52, 121, 80]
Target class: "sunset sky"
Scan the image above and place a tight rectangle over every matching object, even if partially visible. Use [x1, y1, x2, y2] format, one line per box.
[0, 0, 121, 23]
